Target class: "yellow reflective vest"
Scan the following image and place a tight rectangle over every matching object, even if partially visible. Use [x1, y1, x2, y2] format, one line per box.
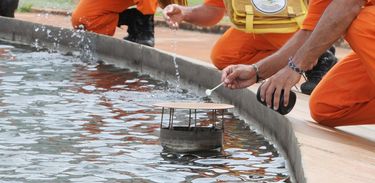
[223, 0, 308, 33]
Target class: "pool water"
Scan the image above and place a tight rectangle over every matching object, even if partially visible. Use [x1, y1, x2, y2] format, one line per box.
[0, 43, 289, 182]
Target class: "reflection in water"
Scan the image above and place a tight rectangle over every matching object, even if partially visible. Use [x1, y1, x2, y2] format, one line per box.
[0, 45, 16, 60]
[0, 43, 288, 182]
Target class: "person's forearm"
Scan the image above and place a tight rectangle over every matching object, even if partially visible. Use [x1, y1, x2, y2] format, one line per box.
[257, 30, 311, 79]
[294, 0, 365, 70]
[180, 4, 225, 26]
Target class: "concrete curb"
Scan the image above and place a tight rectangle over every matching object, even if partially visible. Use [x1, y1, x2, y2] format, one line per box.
[30, 8, 72, 16]
[0, 17, 305, 183]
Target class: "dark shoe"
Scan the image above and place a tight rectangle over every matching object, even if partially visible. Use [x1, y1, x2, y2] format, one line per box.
[301, 47, 338, 95]
[118, 8, 155, 47]
[123, 34, 137, 42]
[118, 8, 139, 42]
[135, 14, 155, 47]
[135, 35, 155, 47]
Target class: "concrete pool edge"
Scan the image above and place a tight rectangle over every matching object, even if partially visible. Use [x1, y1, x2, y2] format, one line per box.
[2, 17, 374, 183]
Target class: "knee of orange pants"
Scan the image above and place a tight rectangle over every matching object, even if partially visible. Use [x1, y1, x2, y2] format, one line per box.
[210, 28, 294, 70]
[210, 45, 234, 70]
[71, 14, 118, 36]
[211, 42, 278, 70]
[309, 94, 338, 127]
[210, 28, 255, 70]
[308, 56, 352, 128]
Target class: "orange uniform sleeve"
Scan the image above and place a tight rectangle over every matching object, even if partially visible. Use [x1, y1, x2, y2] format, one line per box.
[303, 0, 374, 30]
[302, 0, 332, 30]
[204, 0, 225, 8]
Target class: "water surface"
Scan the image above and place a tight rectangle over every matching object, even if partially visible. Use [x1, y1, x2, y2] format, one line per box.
[0, 43, 288, 182]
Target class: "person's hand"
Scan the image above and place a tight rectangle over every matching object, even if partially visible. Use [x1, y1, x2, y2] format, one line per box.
[163, 4, 184, 29]
[259, 66, 301, 110]
[221, 64, 257, 89]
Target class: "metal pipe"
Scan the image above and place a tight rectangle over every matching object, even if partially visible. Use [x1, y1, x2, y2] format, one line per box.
[160, 107, 164, 128]
[213, 109, 217, 128]
[194, 109, 197, 131]
[221, 109, 225, 130]
[171, 108, 175, 129]
[188, 109, 191, 128]
[168, 108, 172, 129]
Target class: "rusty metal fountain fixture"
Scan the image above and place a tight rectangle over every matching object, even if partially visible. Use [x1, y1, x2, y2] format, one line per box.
[154, 102, 234, 152]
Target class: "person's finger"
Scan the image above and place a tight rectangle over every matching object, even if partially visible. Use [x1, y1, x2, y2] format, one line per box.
[172, 22, 179, 29]
[221, 67, 231, 83]
[283, 73, 299, 107]
[283, 87, 291, 107]
[265, 83, 275, 108]
[260, 80, 270, 103]
[166, 5, 180, 16]
[162, 12, 172, 27]
[227, 80, 238, 89]
[273, 87, 282, 111]
[162, 6, 172, 19]
[226, 71, 241, 84]
[223, 66, 238, 83]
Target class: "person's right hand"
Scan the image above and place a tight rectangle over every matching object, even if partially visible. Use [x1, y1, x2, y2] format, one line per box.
[163, 4, 185, 29]
[221, 64, 257, 89]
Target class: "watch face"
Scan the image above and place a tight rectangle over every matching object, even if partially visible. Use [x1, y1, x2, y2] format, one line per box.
[251, 0, 287, 14]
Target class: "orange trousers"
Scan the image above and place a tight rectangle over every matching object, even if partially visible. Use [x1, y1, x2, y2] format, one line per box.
[310, 5, 375, 127]
[71, 0, 158, 36]
[211, 28, 295, 70]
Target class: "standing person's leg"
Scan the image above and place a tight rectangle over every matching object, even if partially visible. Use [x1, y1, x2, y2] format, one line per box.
[211, 28, 294, 70]
[119, 0, 158, 47]
[0, 0, 19, 18]
[118, 8, 141, 42]
[310, 6, 375, 127]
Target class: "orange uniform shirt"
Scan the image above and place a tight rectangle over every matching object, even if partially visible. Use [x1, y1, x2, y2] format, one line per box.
[302, 0, 332, 30]
[204, 0, 225, 8]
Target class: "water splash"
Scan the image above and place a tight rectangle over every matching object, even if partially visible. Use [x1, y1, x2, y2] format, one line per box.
[31, 38, 41, 51]
[32, 23, 97, 63]
[70, 28, 97, 63]
[171, 28, 181, 93]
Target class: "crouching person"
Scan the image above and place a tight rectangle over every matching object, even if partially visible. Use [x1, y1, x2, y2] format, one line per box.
[222, 0, 375, 127]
